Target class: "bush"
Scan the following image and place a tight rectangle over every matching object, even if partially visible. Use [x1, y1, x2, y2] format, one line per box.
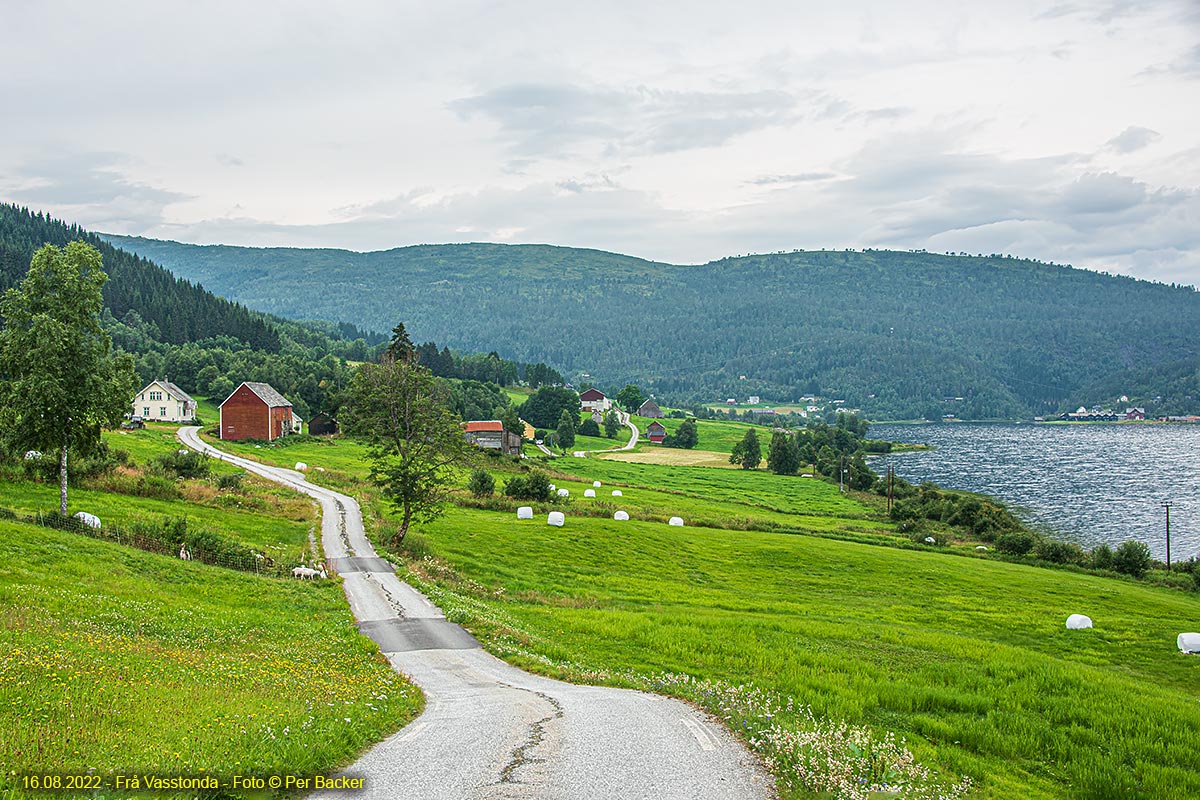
[1034, 539, 1084, 565]
[995, 531, 1037, 556]
[578, 418, 601, 437]
[1089, 543, 1114, 570]
[216, 471, 245, 491]
[504, 468, 552, 501]
[468, 469, 495, 498]
[154, 449, 211, 479]
[1112, 540, 1152, 578]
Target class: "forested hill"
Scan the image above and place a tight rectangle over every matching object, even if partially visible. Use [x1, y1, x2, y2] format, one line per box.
[102, 234, 1200, 419]
[1, 205, 278, 350]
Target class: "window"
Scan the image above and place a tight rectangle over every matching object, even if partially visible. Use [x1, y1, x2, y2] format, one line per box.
[143, 407, 149, 416]
[149, 391, 163, 401]
[160, 407, 167, 417]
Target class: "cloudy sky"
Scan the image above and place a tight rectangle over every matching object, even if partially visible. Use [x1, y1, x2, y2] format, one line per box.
[2, 1, 1198, 282]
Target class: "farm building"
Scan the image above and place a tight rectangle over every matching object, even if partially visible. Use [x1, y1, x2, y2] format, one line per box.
[309, 412, 339, 436]
[579, 388, 611, 413]
[647, 421, 666, 443]
[637, 399, 663, 418]
[219, 382, 296, 441]
[132, 379, 196, 423]
[463, 420, 523, 456]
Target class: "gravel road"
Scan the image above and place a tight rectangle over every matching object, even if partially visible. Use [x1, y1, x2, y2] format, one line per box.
[178, 427, 771, 800]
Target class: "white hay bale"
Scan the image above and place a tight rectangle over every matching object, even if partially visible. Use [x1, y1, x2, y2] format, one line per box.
[923, 536, 936, 544]
[516, 506, 533, 520]
[295, 462, 308, 471]
[548, 484, 556, 491]
[593, 481, 602, 488]
[584, 489, 596, 498]
[557, 488, 570, 498]
[1178, 632, 1200, 654]
[668, 516, 684, 527]
[975, 545, 988, 551]
[1066, 614, 1093, 630]
[547, 511, 565, 527]
[73, 512, 101, 529]
[611, 490, 623, 497]
[613, 511, 630, 521]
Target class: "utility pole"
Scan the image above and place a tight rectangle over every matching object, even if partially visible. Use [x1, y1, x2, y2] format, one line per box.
[839, 455, 845, 493]
[1162, 502, 1172, 569]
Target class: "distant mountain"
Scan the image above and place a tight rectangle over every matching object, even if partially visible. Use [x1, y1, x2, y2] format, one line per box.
[101, 234, 1200, 419]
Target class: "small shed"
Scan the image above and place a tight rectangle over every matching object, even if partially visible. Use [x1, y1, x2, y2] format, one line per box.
[647, 421, 666, 443]
[579, 388, 611, 413]
[309, 412, 339, 436]
[219, 382, 295, 441]
[463, 420, 522, 456]
[637, 399, 664, 418]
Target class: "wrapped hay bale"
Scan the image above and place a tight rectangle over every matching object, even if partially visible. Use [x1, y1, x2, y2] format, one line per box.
[1066, 614, 1093, 630]
[517, 506, 533, 520]
[547, 511, 565, 527]
[613, 511, 630, 521]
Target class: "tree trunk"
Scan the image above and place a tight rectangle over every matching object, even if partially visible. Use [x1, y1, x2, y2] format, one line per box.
[59, 442, 69, 516]
[393, 503, 412, 545]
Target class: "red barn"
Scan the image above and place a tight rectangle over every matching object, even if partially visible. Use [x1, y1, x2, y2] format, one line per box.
[647, 421, 666, 443]
[219, 382, 295, 441]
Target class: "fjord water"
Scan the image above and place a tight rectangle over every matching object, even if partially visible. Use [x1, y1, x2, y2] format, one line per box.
[872, 422, 1200, 560]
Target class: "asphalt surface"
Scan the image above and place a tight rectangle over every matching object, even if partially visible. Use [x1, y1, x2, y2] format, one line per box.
[178, 427, 771, 800]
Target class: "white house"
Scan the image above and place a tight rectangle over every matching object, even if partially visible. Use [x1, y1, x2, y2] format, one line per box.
[132, 379, 197, 423]
[579, 388, 611, 413]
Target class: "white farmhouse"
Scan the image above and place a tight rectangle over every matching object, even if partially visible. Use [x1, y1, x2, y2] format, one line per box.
[132, 379, 197, 423]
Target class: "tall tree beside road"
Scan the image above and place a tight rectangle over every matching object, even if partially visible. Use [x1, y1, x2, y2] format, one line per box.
[603, 409, 621, 438]
[0, 242, 136, 514]
[556, 409, 577, 453]
[616, 384, 644, 413]
[342, 355, 468, 543]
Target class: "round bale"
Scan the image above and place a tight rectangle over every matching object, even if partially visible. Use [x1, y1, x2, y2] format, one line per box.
[593, 481, 602, 488]
[614, 511, 630, 521]
[1178, 632, 1200, 654]
[1066, 614, 1093, 630]
[612, 490, 623, 497]
[669, 516, 684, 527]
[584, 489, 596, 498]
[517, 506, 533, 520]
[557, 488, 570, 498]
[547, 511, 565, 527]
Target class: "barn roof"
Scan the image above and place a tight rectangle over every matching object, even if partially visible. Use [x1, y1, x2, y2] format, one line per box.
[464, 420, 505, 432]
[579, 388, 607, 401]
[221, 381, 292, 408]
[647, 421, 666, 432]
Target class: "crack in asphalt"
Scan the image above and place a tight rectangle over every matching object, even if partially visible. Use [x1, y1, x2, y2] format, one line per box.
[496, 688, 564, 786]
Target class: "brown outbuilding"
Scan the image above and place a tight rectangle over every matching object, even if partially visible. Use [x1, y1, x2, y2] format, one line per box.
[219, 382, 296, 441]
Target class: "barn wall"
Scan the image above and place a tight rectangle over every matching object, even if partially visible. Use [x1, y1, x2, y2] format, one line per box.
[220, 387, 269, 441]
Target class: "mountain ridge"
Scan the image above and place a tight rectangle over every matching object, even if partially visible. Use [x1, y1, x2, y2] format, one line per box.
[101, 233, 1200, 419]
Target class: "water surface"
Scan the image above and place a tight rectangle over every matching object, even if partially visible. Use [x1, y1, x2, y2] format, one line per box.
[871, 422, 1200, 560]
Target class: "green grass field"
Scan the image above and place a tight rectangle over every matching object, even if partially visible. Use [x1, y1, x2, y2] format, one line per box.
[401, 504, 1200, 800]
[0, 517, 421, 795]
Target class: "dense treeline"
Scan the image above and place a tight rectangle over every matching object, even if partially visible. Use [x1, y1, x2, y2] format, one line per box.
[103, 236, 1200, 419]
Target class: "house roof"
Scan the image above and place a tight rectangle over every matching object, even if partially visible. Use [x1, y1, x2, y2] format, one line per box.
[647, 421, 666, 432]
[139, 380, 195, 405]
[638, 399, 661, 413]
[221, 381, 292, 408]
[464, 420, 505, 433]
[580, 388, 607, 401]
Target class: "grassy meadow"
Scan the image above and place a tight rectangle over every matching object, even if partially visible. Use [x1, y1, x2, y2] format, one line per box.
[401, 504, 1200, 800]
[0, 519, 421, 794]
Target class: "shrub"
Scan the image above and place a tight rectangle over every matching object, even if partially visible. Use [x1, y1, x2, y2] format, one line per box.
[1112, 540, 1152, 578]
[216, 471, 245, 491]
[153, 449, 211, 479]
[578, 418, 601, 437]
[504, 468, 552, 501]
[1089, 543, 1114, 570]
[995, 531, 1037, 556]
[468, 469, 495, 498]
[1034, 539, 1084, 564]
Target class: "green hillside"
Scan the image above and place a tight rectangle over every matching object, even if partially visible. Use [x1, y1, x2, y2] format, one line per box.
[101, 235, 1200, 419]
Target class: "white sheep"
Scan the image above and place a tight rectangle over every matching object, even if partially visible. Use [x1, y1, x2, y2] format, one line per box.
[73, 511, 101, 529]
[293, 564, 319, 579]
[178, 545, 192, 561]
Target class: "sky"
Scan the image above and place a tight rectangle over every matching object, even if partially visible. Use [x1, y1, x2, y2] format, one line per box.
[1, 0, 1198, 283]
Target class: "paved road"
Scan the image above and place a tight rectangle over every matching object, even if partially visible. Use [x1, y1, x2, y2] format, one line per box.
[573, 409, 640, 458]
[177, 427, 771, 800]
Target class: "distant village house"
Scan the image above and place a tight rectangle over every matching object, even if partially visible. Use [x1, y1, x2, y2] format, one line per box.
[637, 399, 663, 418]
[219, 382, 297, 441]
[579, 388, 611, 413]
[132, 379, 196, 423]
[463, 420, 523, 456]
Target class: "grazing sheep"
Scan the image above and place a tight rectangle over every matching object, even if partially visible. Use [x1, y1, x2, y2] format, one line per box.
[293, 564, 319, 579]
[318, 564, 328, 579]
[178, 545, 192, 561]
[923, 536, 937, 544]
